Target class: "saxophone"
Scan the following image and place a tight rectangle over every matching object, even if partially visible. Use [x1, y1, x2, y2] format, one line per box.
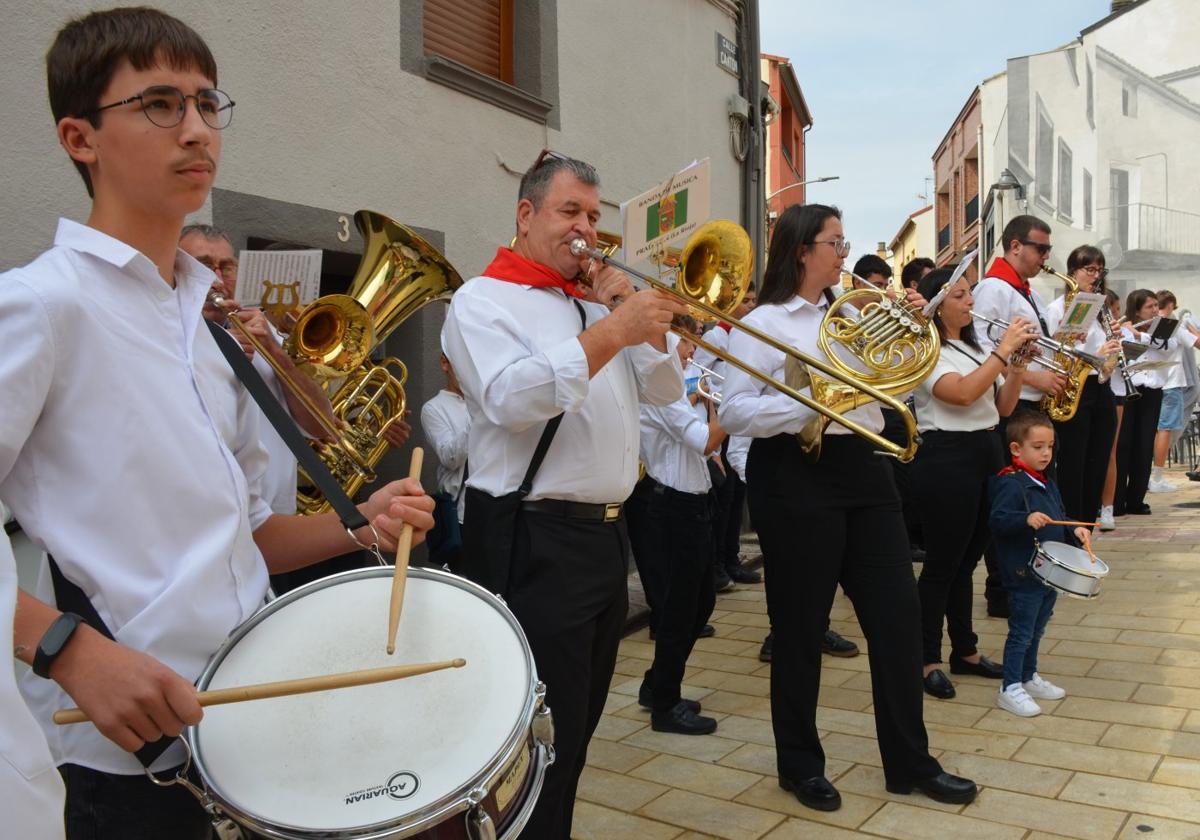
[1038, 265, 1094, 422]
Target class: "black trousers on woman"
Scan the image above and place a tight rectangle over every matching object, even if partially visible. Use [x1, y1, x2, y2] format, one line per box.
[747, 434, 942, 786]
[1053, 376, 1117, 524]
[912, 429, 1003, 665]
[1115, 386, 1164, 515]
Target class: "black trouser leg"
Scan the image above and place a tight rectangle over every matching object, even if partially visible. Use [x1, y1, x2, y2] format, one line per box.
[1118, 388, 1163, 512]
[642, 486, 715, 710]
[625, 480, 662, 633]
[913, 431, 999, 664]
[721, 471, 747, 571]
[61, 763, 211, 840]
[508, 512, 629, 840]
[1054, 377, 1117, 524]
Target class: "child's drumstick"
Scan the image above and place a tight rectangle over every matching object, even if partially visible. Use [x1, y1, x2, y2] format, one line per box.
[1046, 519, 1098, 528]
[54, 658, 466, 725]
[387, 447, 424, 655]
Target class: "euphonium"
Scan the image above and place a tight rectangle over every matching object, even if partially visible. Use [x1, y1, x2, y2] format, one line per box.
[296, 211, 463, 515]
[1038, 264, 1096, 422]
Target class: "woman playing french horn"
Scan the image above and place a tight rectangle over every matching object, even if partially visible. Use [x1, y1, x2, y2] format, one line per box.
[718, 203, 977, 812]
[911, 268, 1035, 701]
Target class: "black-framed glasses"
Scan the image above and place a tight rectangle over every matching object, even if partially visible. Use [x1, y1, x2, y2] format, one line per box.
[1018, 239, 1052, 256]
[1079, 265, 1108, 279]
[90, 85, 235, 130]
[812, 238, 852, 258]
[195, 255, 239, 277]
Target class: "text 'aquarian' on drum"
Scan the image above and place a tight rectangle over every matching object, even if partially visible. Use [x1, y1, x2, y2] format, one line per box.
[344, 771, 421, 805]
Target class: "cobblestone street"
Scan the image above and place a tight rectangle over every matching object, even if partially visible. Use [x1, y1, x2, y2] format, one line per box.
[574, 468, 1200, 839]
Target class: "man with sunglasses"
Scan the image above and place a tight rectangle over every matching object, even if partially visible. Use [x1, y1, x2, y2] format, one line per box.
[1, 10, 432, 837]
[442, 149, 686, 839]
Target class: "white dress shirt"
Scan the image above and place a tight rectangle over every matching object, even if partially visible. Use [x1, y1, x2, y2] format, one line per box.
[639, 395, 712, 494]
[692, 324, 729, 375]
[972, 276, 1052, 402]
[726, 435, 750, 482]
[914, 341, 1002, 433]
[441, 276, 683, 503]
[250, 322, 299, 515]
[1128, 328, 1193, 390]
[1, 522, 65, 840]
[0, 220, 271, 774]
[420, 389, 470, 523]
[719, 293, 885, 439]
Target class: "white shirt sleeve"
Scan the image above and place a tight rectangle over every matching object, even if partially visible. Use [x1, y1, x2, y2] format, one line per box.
[0, 278, 54, 484]
[970, 280, 1006, 356]
[643, 397, 710, 455]
[421, 396, 469, 474]
[718, 325, 815, 438]
[233, 385, 272, 531]
[626, 341, 685, 407]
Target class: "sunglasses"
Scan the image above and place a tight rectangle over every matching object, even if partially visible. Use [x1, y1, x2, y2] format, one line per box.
[531, 148, 569, 171]
[1018, 239, 1053, 256]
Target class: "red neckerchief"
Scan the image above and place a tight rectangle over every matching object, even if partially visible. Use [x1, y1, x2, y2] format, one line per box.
[482, 247, 586, 299]
[717, 322, 732, 332]
[985, 257, 1030, 296]
[996, 456, 1046, 483]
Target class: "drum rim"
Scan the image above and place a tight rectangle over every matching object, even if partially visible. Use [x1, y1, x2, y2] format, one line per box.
[186, 565, 541, 839]
[1035, 541, 1109, 579]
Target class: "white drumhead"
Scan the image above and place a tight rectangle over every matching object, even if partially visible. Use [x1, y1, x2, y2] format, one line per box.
[1040, 541, 1109, 576]
[191, 569, 532, 833]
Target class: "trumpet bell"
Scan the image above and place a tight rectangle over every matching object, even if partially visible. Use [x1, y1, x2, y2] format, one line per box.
[677, 220, 753, 313]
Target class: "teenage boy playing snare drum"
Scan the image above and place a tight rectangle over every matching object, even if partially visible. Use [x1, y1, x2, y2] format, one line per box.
[988, 411, 1089, 717]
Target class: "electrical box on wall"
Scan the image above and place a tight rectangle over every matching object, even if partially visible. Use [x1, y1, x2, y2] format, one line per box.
[727, 93, 749, 118]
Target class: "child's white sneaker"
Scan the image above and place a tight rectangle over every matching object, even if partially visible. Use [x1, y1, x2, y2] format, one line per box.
[1148, 476, 1176, 493]
[1098, 506, 1115, 531]
[1023, 672, 1066, 700]
[998, 683, 1042, 717]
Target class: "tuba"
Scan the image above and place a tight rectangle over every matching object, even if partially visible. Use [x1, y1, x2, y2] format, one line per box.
[295, 211, 463, 515]
[1037, 264, 1096, 422]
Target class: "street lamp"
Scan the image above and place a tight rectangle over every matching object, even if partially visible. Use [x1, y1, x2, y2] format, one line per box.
[979, 168, 1025, 276]
[766, 175, 840, 203]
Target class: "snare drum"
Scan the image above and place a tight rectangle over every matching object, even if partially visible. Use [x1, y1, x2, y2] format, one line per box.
[1029, 540, 1109, 599]
[184, 566, 553, 839]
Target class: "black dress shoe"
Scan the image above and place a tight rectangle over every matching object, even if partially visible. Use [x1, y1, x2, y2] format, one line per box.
[822, 629, 859, 657]
[886, 771, 978, 804]
[779, 775, 841, 812]
[727, 565, 762, 584]
[1129, 503, 1152, 515]
[714, 568, 735, 592]
[639, 681, 701, 712]
[949, 654, 1003, 679]
[923, 669, 956, 699]
[698, 623, 716, 638]
[650, 700, 717, 735]
[759, 632, 773, 663]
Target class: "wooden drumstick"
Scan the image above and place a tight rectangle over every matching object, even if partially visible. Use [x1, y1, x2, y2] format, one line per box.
[1046, 519, 1099, 528]
[387, 447, 425, 655]
[53, 657, 466, 725]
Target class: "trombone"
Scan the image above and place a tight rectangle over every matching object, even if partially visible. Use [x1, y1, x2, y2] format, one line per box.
[569, 221, 926, 461]
[689, 360, 724, 403]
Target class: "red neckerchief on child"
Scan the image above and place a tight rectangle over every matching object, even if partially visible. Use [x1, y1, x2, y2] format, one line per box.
[985, 257, 1029, 295]
[996, 456, 1047, 484]
[717, 321, 732, 332]
[483, 247, 586, 299]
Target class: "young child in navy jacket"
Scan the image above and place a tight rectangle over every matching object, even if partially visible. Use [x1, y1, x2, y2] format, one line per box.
[988, 411, 1091, 717]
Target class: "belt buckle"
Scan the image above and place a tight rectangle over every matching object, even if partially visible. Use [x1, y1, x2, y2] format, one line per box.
[603, 502, 621, 523]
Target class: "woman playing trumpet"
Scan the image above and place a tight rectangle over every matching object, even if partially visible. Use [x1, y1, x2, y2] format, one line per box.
[911, 268, 1035, 700]
[719, 204, 976, 811]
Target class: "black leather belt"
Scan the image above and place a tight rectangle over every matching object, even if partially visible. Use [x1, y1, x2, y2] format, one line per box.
[521, 499, 623, 523]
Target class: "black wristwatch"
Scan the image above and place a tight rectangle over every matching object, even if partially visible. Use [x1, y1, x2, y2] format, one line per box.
[33, 612, 84, 679]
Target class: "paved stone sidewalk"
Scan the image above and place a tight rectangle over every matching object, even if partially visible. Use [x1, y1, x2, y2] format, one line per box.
[573, 468, 1200, 839]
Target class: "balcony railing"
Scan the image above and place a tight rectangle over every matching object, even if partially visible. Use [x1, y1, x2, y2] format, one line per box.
[965, 194, 979, 227]
[937, 224, 951, 253]
[1098, 203, 1200, 255]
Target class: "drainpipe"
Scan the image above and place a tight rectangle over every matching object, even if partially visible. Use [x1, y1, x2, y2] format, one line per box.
[739, 0, 764, 290]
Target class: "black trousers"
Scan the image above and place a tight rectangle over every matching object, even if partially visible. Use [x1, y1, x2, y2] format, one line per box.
[912, 429, 1003, 664]
[1115, 386, 1164, 514]
[60, 763, 210, 840]
[1053, 376, 1117, 524]
[883, 407, 923, 549]
[712, 444, 747, 571]
[508, 509, 629, 840]
[627, 479, 716, 711]
[747, 434, 942, 785]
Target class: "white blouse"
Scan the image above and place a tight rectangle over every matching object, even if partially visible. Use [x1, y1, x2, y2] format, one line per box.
[914, 340, 1002, 433]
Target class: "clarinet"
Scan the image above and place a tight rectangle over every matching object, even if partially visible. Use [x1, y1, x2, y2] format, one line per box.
[1100, 308, 1140, 402]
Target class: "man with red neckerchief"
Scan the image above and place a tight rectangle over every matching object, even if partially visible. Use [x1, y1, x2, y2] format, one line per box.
[441, 151, 686, 840]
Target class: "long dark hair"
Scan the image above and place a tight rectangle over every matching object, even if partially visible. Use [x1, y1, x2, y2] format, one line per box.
[917, 267, 981, 351]
[760, 204, 842, 306]
[1125, 288, 1156, 322]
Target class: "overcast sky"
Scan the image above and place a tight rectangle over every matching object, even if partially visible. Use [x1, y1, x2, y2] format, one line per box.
[759, 0, 1113, 258]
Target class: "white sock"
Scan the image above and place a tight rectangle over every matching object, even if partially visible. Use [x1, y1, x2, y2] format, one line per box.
[1152, 466, 1163, 482]
[1101, 505, 1113, 515]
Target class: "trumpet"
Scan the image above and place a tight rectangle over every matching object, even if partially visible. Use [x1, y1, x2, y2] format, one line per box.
[971, 312, 1107, 376]
[690, 361, 724, 403]
[570, 221, 936, 462]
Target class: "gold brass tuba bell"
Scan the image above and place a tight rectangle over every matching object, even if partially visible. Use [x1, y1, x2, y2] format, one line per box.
[295, 210, 463, 515]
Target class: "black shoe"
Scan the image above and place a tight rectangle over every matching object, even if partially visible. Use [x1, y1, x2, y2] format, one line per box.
[822, 629, 859, 657]
[779, 775, 841, 812]
[727, 564, 762, 584]
[698, 623, 715, 639]
[986, 600, 1010, 619]
[714, 568, 735, 592]
[650, 700, 718, 735]
[923, 669, 955, 699]
[949, 654, 1003, 678]
[1187, 469, 1200, 482]
[1129, 503, 1152, 515]
[639, 681, 701, 712]
[886, 771, 978, 805]
[759, 632, 773, 662]
[910, 545, 926, 563]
